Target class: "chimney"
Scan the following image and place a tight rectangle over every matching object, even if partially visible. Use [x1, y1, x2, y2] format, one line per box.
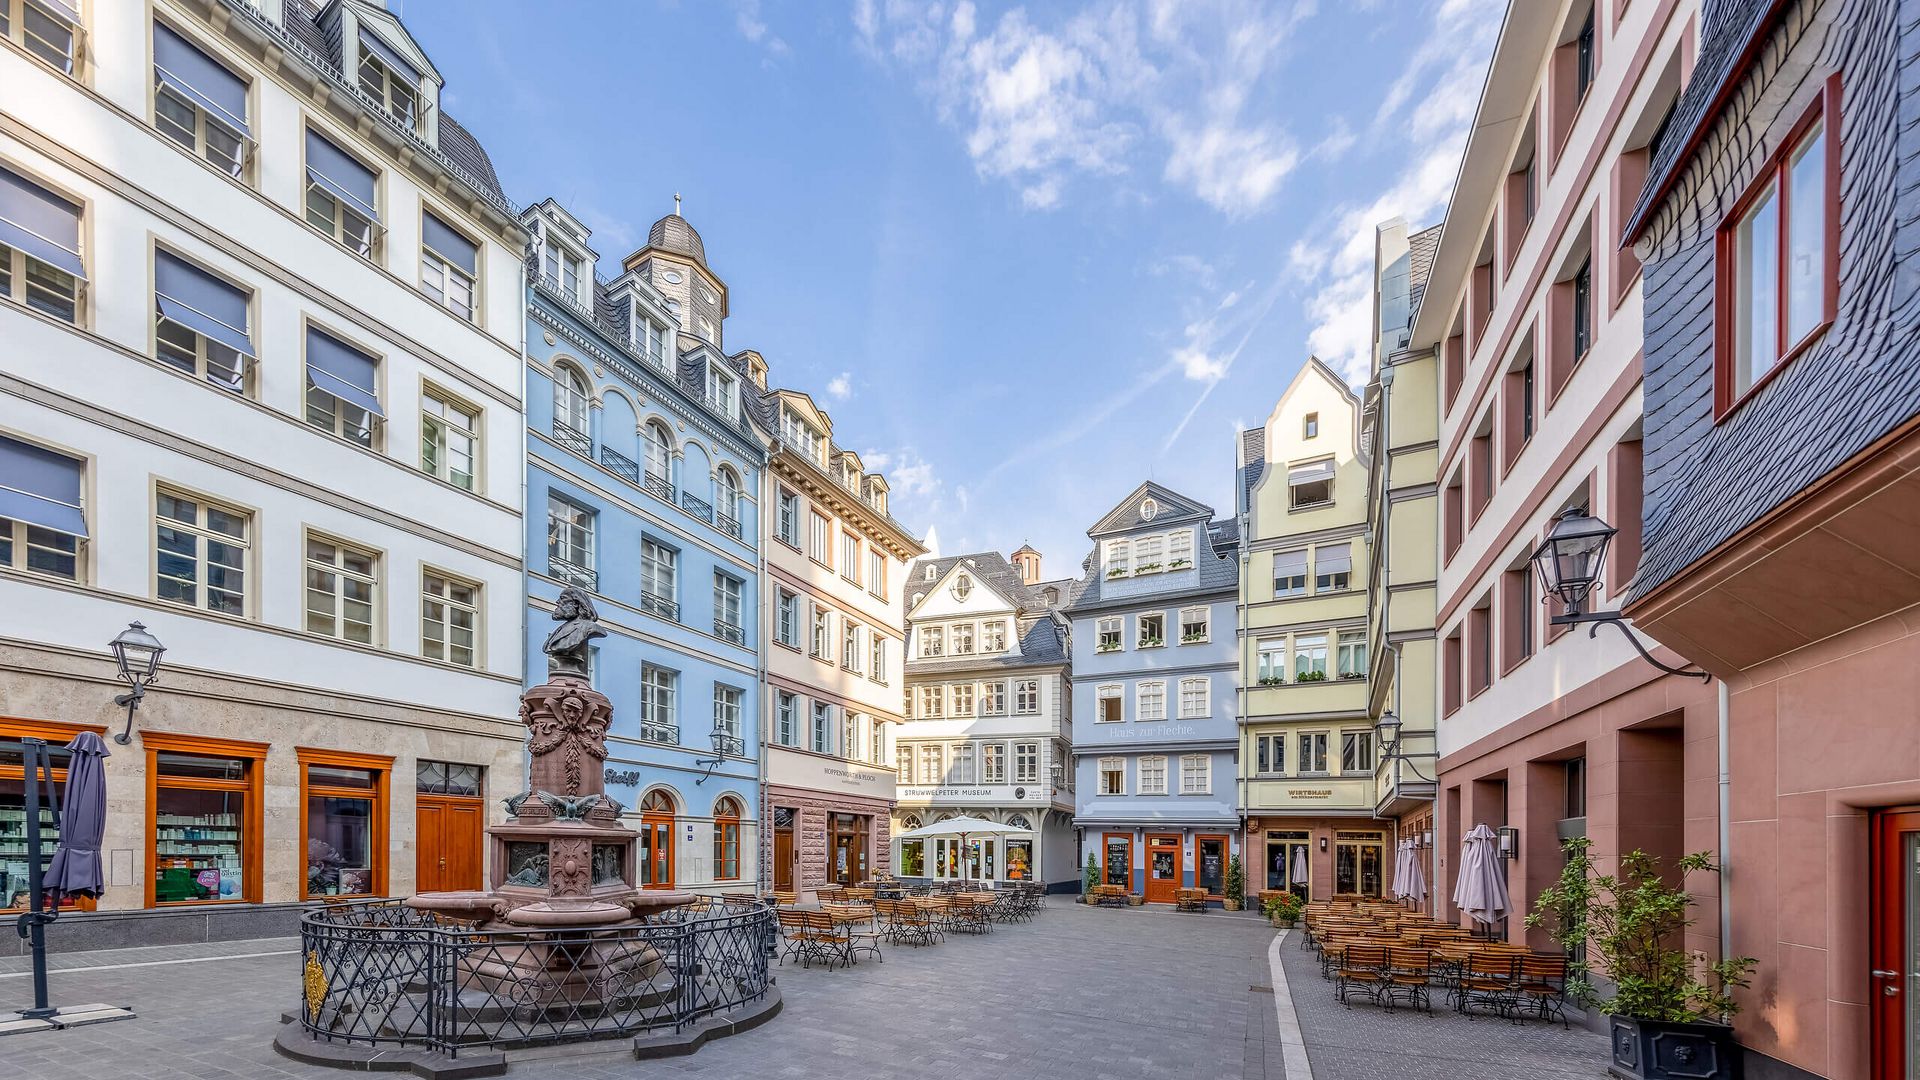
[1011, 545, 1042, 586]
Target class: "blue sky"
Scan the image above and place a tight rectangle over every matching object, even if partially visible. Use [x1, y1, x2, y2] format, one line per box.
[406, 0, 1499, 578]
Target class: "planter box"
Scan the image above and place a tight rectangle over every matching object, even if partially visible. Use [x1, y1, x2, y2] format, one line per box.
[1608, 1016, 1742, 1080]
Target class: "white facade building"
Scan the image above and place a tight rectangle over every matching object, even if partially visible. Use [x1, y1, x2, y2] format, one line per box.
[0, 0, 526, 940]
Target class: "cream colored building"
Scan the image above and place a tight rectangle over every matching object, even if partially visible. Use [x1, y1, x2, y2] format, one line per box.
[0, 0, 526, 943]
[1235, 358, 1384, 901]
[752, 388, 923, 895]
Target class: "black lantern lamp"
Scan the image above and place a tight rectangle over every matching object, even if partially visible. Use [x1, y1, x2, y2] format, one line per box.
[110, 620, 166, 744]
[693, 727, 742, 784]
[1374, 708, 1436, 783]
[1528, 506, 1709, 681]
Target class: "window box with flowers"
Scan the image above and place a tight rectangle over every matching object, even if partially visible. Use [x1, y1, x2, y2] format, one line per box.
[1106, 567, 1129, 579]
[1133, 562, 1162, 575]
[1258, 676, 1285, 687]
[1296, 670, 1329, 683]
[1096, 643, 1122, 654]
[1340, 671, 1366, 681]
[1181, 631, 1208, 644]
[1168, 558, 1192, 570]
[1138, 637, 1164, 649]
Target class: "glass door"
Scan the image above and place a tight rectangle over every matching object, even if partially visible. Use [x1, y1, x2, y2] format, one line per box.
[1335, 831, 1385, 897]
[1195, 835, 1228, 896]
[1265, 831, 1311, 901]
[640, 815, 674, 888]
[1103, 833, 1132, 890]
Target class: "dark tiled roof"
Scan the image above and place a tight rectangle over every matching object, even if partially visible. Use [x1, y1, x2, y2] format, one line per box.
[647, 213, 708, 266]
[438, 116, 504, 202]
[1624, 0, 1787, 241]
[1240, 427, 1266, 500]
[1062, 529, 1239, 613]
[905, 552, 1044, 615]
[748, 385, 924, 546]
[1406, 223, 1442, 317]
[1208, 517, 1240, 551]
[904, 616, 1067, 675]
[1086, 481, 1217, 537]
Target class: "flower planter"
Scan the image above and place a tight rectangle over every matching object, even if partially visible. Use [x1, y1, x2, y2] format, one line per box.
[1126, 894, 1144, 907]
[1222, 898, 1241, 912]
[1607, 1016, 1741, 1080]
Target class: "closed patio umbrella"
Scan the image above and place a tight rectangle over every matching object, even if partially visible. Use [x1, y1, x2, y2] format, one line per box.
[1391, 839, 1411, 900]
[1454, 824, 1508, 926]
[43, 732, 109, 902]
[1404, 842, 1428, 905]
[1291, 847, 1308, 890]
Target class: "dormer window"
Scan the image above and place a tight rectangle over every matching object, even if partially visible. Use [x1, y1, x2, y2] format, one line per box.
[706, 365, 735, 416]
[924, 564, 937, 582]
[542, 233, 582, 302]
[8, 0, 77, 75]
[779, 406, 822, 462]
[357, 32, 422, 130]
[631, 311, 670, 370]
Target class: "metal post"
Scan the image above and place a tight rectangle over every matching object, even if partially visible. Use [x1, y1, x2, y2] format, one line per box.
[17, 738, 57, 1021]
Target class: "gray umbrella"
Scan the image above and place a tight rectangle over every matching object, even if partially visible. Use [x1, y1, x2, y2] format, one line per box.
[44, 731, 110, 900]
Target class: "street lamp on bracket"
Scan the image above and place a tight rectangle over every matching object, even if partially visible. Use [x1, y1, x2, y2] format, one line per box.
[109, 621, 166, 745]
[693, 727, 744, 785]
[1527, 506, 1710, 682]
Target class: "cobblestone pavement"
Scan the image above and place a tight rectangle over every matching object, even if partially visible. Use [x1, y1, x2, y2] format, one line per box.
[0, 900, 1616, 1079]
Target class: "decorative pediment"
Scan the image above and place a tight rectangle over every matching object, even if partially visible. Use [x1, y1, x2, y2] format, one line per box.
[1087, 481, 1214, 538]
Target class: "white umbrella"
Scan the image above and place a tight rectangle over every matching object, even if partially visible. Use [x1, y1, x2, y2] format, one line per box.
[893, 815, 1025, 884]
[1405, 842, 1428, 905]
[1454, 824, 1509, 926]
[1390, 839, 1411, 900]
[1291, 847, 1308, 890]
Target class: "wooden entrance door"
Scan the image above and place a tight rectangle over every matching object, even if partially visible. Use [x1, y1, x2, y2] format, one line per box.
[773, 812, 794, 890]
[640, 815, 674, 889]
[415, 794, 483, 893]
[1872, 808, 1920, 1077]
[1145, 834, 1182, 904]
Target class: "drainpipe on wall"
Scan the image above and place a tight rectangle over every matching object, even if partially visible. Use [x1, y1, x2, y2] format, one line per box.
[757, 456, 773, 890]
[1718, 678, 1731, 961]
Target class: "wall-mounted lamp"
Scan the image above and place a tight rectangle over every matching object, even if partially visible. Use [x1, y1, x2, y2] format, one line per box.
[694, 728, 745, 784]
[1496, 825, 1520, 860]
[110, 621, 166, 745]
[1423, 830, 1433, 848]
[1529, 507, 1710, 681]
[1318, 836, 1328, 852]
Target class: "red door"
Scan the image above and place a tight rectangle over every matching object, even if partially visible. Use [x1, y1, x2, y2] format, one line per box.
[415, 794, 484, 893]
[1872, 809, 1920, 1078]
[640, 814, 674, 889]
[1145, 835, 1181, 904]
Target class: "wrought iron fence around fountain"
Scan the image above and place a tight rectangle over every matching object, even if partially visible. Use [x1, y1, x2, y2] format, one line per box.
[297, 898, 774, 1055]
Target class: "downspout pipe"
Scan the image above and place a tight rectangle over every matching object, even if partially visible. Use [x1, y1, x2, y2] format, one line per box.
[1718, 678, 1731, 962]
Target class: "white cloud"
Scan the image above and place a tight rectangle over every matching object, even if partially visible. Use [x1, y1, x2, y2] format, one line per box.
[1292, 0, 1500, 386]
[855, 0, 1313, 214]
[732, 0, 792, 56]
[826, 372, 853, 399]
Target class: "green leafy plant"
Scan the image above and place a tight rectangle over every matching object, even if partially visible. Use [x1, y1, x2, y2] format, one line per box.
[1168, 559, 1192, 569]
[1134, 562, 1162, 574]
[1106, 568, 1128, 578]
[1526, 837, 1756, 1024]
[1297, 670, 1329, 682]
[1139, 637, 1163, 648]
[1084, 853, 1100, 896]
[1225, 853, 1244, 904]
[1263, 891, 1303, 923]
[1258, 676, 1284, 686]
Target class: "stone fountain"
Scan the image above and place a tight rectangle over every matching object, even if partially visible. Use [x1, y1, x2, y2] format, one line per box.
[406, 587, 694, 1004]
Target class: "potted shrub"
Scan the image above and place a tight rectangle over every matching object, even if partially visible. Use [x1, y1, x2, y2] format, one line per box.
[1081, 854, 1099, 903]
[1528, 838, 1756, 1080]
[1223, 855, 1244, 911]
[1263, 891, 1303, 928]
[1297, 670, 1328, 682]
[1258, 675, 1284, 687]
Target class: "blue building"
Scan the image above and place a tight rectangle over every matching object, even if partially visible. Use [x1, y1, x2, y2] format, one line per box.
[1065, 483, 1242, 903]
[520, 200, 766, 894]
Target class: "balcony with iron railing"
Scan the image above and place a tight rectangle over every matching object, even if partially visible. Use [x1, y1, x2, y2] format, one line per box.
[640, 591, 680, 622]
[599, 445, 640, 484]
[548, 556, 596, 590]
[640, 721, 680, 746]
[716, 511, 742, 540]
[714, 620, 745, 646]
[642, 471, 675, 503]
[710, 733, 746, 758]
[551, 419, 592, 456]
[680, 490, 713, 522]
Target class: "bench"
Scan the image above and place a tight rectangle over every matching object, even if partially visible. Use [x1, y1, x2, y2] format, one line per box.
[1174, 887, 1209, 912]
[1089, 884, 1128, 907]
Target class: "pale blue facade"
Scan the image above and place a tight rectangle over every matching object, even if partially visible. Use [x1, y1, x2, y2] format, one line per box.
[1066, 483, 1242, 901]
[520, 202, 765, 892]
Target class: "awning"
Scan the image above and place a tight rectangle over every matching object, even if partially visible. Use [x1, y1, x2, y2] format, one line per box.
[0, 434, 87, 538]
[28, 0, 80, 23]
[306, 328, 383, 417]
[153, 22, 250, 137]
[155, 251, 253, 358]
[1288, 459, 1335, 485]
[1315, 542, 1352, 576]
[304, 129, 379, 222]
[358, 30, 422, 87]
[421, 210, 477, 275]
[0, 166, 85, 279]
[1272, 549, 1309, 576]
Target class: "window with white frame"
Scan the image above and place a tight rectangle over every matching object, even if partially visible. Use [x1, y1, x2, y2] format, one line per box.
[713, 685, 743, 743]
[1315, 542, 1353, 592]
[305, 327, 381, 446]
[303, 535, 376, 644]
[952, 622, 975, 654]
[304, 129, 378, 259]
[1096, 617, 1122, 652]
[780, 406, 823, 462]
[980, 681, 1007, 716]
[0, 435, 83, 581]
[982, 620, 1007, 652]
[920, 625, 944, 657]
[1255, 733, 1286, 775]
[1096, 684, 1122, 723]
[870, 634, 887, 682]
[1138, 755, 1167, 795]
[0, 166, 83, 323]
[1098, 757, 1125, 796]
[810, 605, 830, 659]
[868, 549, 886, 597]
[154, 250, 252, 393]
[1136, 612, 1165, 647]
[640, 538, 677, 617]
[154, 488, 248, 617]
[1179, 606, 1209, 643]
[541, 234, 581, 300]
[1272, 549, 1308, 598]
[705, 364, 735, 416]
[918, 745, 943, 785]
[153, 22, 249, 176]
[1293, 633, 1328, 680]
[896, 746, 912, 780]
[1180, 754, 1211, 794]
[714, 573, 743, 641]
[1105, 539, 1130, 576]
[1256, 638, 1286, 682]
[1015, 678, 1039, 714]
[420, 571, 478, 667]
[951, 682, 975, 717]
[1337, 632, 1369, 679]
[1136, 680, 1166, 721]
[842, 712, 859, 762]
[421, 389, 478, 491]
[1133, 535, 1165, 573]
[982, 743, 1006, 783]
[1168, 529, 1194, 567]
[1178, 677, 1209, 719]
[1298, 732, 1329, 774]
[642, 421, 673, 485]
[840, 531, 860, 582]
[356, 31, 421, 128]
[1341, 731, 1374, 773]
[811, 702, 834, 754]
[420, 210, 477, 321]
[947, 743, 975, 784]
[918, 685, 944, 719]
[775, 588, 798, 647]
[775, 691, 797, 746]
[842, 621, 861, 671]
[552, 365, 590, 438]
[10, 0, 77, 73]
[714, 467, 740, 524]
[776, 488, 799, 546]
[1014, 742, 1039, 783]
[870, 719, 884, 764]
[545, 494, 593, 585]
[1288, 459, 1335, 508]
[808, 511, 830, 564]
[640, 665, 676, 741]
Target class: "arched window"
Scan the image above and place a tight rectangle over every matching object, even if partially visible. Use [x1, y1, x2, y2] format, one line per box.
[933, 811, 955, 823]
[553, 365, 590, 436]
[713, 795, 742, 881]
[901, 813, 923, 831]
[642, 420, 673, 484]
[1005, 814, 1032, 831]
[641, 789, 676, 814]
[715, 466, 740, 521]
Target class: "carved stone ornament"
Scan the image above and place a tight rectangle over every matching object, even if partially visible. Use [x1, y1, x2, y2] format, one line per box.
[549, 838, 593, 898]
[518, 682, 612, 797]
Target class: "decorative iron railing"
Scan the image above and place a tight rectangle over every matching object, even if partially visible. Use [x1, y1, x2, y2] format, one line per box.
[679, 491, 713, 522]
[641, 591, 679, 622]
[714, 620, 745, 646]
[549, 557, 596, 590]
[641, 721, 681, 745]
[296, 899, 773, 1054]
[715, 512, 742, 540]
[642, 472, 675, 503]
[711, 733, 746, 758]
[600, 446, 641, 485]
[551, 420, 592, 456]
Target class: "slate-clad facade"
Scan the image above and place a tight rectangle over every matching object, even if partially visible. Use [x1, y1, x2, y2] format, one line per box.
[1623, 0, 1920, 1075]
[521, 200, 764, 896]
[1066, 484, 1242, 903]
